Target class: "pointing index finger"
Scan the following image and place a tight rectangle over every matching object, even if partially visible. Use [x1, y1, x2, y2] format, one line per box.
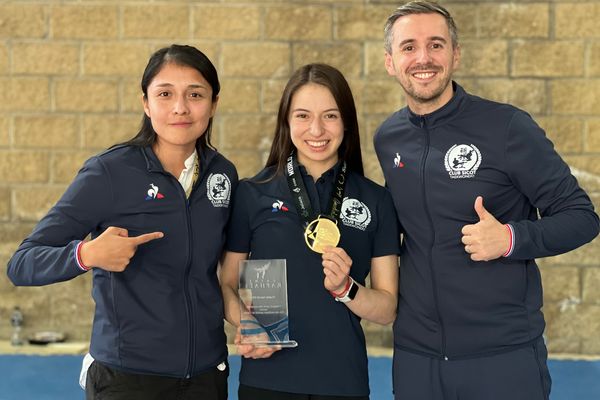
[130, 231, 164, 245]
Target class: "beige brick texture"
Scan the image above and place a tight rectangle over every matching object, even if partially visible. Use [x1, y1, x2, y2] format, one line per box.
[122, 79, 143, 113]
[552, 80, 600, 115]
[447, 5, 477, 39]
[83, 115, 140, 149]
[457, 40, 508, 77]
[221, 115, 276, 151]
[365, 116, 385, 153]
[0, 288, 52, 328]
[44, 278, 94, 340]
[586, 119, 600, 152]
[513, 41, 584, 77]
[0, 151, 49, 183]
[556, 3, 600, 39]
[563, 156, 600, 193]
[475, 79, 547, 115]
[540, 266, 580, 302]
[123, 5, 189, 39]
[293, 43, 362, 78]
[478, 4, 549, 38]
[193, 6, 260, 40]
[590, 42, 600, 77]
[14, 115, 79, 149]
[265, 6, 331, 40]
[13, 187, 65, 222]
[221, 150, 264, 179]
[365, 42, 388, 78]
[84, 43, 150, 76]
[0, 78, 50, 112]
[182, 42, 220, 68]
[262, 79, 289, 114]
[0, 252, 23, 301]
[0, 225, 34, 247]
[218, 79, 260, 113]
[13, 43, 80, 75]
[52, 5, 118, 39]
[583, 267, 600, 303]
[582, 334, 600, 354]
[336, 6, 390, 40]
[0, 43, 8, 74]
[222, 43, 290, 78]
[363, 152, 384, 186]
[456, 78, 478, 96]
[0, 187, 9, 221]
[546, 337, 581, 354]
[536, 117, 584, 154]
[363, 80, 404, 115]
[348, 79, 365, 116]
[52, 151, 96, 184]
[0, 116, 8, 147]
[55, 79, 119, 112]
[545, 304, 600, 347]
[0, 4, 46, 39]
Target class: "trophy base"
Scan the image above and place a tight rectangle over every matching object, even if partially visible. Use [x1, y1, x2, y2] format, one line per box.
[247, 340, 298, 349]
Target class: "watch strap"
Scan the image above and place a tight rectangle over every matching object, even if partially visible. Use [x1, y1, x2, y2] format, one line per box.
[334, 278, 358, 303]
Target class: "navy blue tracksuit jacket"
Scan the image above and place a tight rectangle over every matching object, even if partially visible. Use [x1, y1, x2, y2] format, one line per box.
[7, 144, 238, 378]
[374, 82, 599, 360]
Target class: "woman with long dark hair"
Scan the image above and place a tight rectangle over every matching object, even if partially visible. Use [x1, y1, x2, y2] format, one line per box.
[7, 44, 237, 400]
[221, 63, 400, 399]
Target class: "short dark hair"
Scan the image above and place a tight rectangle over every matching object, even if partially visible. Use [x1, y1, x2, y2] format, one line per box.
[264, 63, 364, 177]
[384, 1, 458, 54]
[120, 44, 220, 151]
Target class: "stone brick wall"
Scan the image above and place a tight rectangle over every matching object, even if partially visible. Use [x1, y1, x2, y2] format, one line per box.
[0, 0, 598, 355]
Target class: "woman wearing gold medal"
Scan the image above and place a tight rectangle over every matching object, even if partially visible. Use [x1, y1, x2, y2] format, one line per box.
[221, 63, 400, 399]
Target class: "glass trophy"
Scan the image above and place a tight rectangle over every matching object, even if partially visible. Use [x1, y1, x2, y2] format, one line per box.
[239, 259, 298, 348]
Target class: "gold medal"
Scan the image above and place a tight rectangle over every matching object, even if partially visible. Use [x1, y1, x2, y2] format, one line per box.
[304, 217, 340, 253]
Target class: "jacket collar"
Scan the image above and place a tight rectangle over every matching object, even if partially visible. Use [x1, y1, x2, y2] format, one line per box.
[406, 81, 467, 128]
[142, 145, 218, 173]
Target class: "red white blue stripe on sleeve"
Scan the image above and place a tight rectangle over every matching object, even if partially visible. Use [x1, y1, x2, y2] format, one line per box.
[502, 224, 515, 257]
[75, 241, 91, 271]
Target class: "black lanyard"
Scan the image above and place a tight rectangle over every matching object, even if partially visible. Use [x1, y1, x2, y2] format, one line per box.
[285, 152, 347, 227]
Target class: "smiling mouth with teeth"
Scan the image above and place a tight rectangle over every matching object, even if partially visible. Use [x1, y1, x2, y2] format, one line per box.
[307, 140, 329, 148]
[413, 72, 436, 79]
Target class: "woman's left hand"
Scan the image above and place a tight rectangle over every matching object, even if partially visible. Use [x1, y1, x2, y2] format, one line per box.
[321, 247, 352, 293]
[234, 326, 280, 359]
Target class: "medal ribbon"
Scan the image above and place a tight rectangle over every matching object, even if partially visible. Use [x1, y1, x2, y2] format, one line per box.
[285, 151, 347, 226]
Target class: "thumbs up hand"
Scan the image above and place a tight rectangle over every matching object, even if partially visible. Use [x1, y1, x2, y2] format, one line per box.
[461, 196, 510, 261]
[79, 226, 164, 272]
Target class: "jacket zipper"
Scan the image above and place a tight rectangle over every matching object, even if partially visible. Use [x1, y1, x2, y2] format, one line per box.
[420, 117, 448, 361]
[183, 196, 195, 377]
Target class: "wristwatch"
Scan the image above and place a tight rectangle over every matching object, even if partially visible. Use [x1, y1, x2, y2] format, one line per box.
[335, 278, 359, 303]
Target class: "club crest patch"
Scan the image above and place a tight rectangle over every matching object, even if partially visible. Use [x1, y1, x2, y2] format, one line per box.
[206, 173, 231, 207]
[340, 197, 371, 231]
[444, 144, 482, 179]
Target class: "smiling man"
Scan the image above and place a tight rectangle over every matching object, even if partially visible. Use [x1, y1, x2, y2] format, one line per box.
[373, 2, 599, 400]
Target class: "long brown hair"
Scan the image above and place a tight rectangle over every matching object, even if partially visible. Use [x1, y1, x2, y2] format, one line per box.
[264, 63, 364, 177]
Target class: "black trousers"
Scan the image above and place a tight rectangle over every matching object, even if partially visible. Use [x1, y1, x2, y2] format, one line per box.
[239, 384, 369, 400]
[85, 360, 228, 400]
[393, 337, 551, 400]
